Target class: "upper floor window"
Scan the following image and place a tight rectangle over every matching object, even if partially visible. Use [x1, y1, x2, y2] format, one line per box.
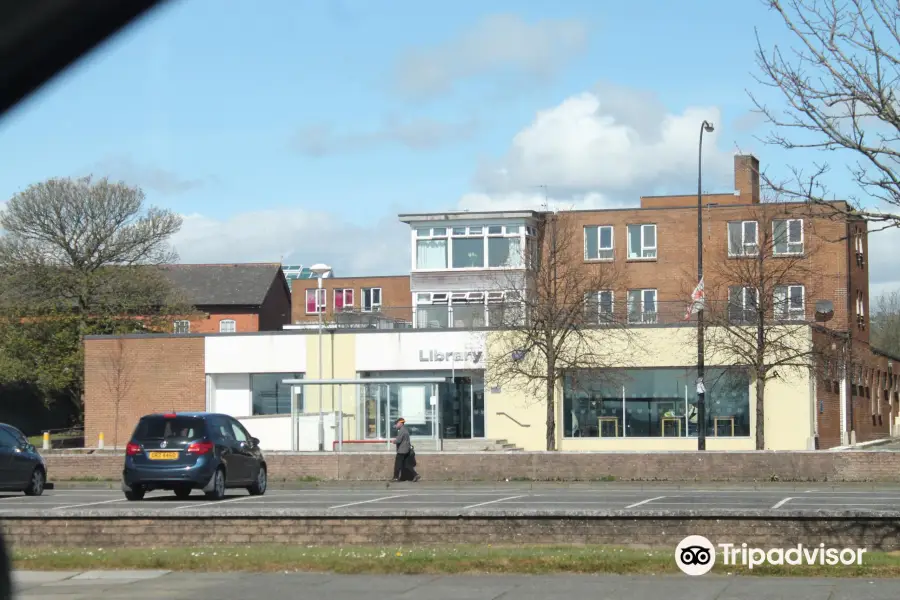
[774, 285, 805, 320]
[219, 319, 236, 333]
[773, 219, 803, 255]
[855, 231, 865, 266]
[584, 290, 614, 324]
[415, 227, 449, 269]
[728, 221, 758, 257]
[414, 290, 519, 328]
[626, 289, 657, 324]
[415, 224, 527, 270]
[305, 288, 326, 314]
[362, 287, 382, 312]
[334, 288, 354, 311]
[173, 320, 190, 334]
[584, 225, 614, 260]
[627, 224, 657, 260]
[728, 286, 758, 323]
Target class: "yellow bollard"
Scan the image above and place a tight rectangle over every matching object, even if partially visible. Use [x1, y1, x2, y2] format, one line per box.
[98, 432, 104, 450]
[42, 431, 50, 450]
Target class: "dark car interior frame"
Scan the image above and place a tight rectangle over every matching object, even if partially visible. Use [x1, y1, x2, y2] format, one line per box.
[0, 1, 170, 597]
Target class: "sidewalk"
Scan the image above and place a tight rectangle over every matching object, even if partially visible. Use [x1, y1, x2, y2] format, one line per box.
[14, 570, 900, 599]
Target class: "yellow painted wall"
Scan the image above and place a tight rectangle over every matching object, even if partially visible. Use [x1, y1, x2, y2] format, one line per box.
[305, 332, 358, 439]
[482, 326, 816, 451]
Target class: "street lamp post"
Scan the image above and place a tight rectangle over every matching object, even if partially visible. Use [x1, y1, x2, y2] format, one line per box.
[310, 263, 332, 452]
[697, 120, 714, 451]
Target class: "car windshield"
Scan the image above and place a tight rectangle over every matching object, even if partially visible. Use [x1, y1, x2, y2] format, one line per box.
[134, 417, 207, 441]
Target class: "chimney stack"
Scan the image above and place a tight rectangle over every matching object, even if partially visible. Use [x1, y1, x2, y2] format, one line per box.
[734, 154, 760, 204]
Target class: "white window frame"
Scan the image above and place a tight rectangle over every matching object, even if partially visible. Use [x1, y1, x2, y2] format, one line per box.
[413, 290, 519, 328]
[219, 319, 236, 333]
[305, 288, 326, 315]
[334, 288, 354, 311]
[728, 286, 759, 323]
[773, 218, 804, 255]
[362, 287, 382, 312]
[626, 224, 657, 260]
[584, 225, 614, 261]
[411, 223, 528, 272]
[173, 320, 190, 334]
[626, 289, 657, 324]
[584, 290, 614, 323]
[727, 220, 759, 257]
[774, 284, 805, 320]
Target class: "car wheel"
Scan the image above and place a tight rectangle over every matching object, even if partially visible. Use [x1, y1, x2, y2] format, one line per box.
[204, 468, 225, 500]
[124, 486, 145, 501]
[248, 465, 267, 496]
[23, 468, 45, 496]
[174, 486, 192, 500]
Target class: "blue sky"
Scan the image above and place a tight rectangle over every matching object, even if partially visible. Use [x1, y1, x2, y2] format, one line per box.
[0, 0, 896, 292]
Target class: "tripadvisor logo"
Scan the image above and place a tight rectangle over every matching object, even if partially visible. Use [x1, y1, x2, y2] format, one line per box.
[675, 535, 867, 575]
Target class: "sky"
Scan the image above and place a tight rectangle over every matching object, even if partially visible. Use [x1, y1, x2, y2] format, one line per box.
[0, 0, 897, 296]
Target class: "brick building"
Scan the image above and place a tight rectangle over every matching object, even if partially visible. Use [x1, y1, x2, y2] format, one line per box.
[161, 263, 292, 333]
[289, 275, 411, 329]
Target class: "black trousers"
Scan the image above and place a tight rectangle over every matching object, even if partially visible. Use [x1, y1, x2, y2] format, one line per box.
[393, 452, 418, 480]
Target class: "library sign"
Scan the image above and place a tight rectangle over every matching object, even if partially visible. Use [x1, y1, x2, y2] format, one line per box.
[418, 349, 483, 365]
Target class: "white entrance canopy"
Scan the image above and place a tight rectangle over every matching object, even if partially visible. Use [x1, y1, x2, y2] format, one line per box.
[281, 377, 447, 451]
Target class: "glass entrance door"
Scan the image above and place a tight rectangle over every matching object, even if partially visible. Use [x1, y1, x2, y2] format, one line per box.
[440, 375, 485, 439]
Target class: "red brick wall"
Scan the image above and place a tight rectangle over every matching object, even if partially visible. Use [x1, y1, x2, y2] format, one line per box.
[188, 310, 259, 333]
[42, 450, 900, 483]
[83, 337, 206, 449]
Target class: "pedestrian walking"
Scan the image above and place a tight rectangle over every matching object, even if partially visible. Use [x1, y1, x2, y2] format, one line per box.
[392, 417, 420, 482]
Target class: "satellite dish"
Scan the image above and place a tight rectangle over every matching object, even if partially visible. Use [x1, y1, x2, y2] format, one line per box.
[815, 300, 834, 323]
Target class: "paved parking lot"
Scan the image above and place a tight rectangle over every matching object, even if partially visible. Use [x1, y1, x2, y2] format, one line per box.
[3, 484, 900, 514]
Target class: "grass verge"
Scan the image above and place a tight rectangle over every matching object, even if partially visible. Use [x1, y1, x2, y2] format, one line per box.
[12, 545, 900, 577]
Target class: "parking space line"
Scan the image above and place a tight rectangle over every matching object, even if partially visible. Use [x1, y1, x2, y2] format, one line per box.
[462, 495, 526, 510]
[175, 494, 260, 510]
[52, 498, 128, 510]
[625, 496, 666, 508]
[327, 495, 407, 509]
[771, 497, 793, 509]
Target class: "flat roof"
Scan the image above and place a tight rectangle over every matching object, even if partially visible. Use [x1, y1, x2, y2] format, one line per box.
[398, 210, 543, 223]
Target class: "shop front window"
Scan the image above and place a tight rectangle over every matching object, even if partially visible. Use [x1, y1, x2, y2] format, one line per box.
[562, 368, 750, 438]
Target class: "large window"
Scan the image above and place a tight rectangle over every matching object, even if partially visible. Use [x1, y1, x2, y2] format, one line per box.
[334, 288, 354, 310]
[584, 290, 614, 324]
[728, 221, 758, 256]
[415, 224, 528, 270]
[362, 287, 382, 312]
[305, 288, 326, 314]
[728, 286, 758, 323]
[563, 367, 750, 438]
[627, 224, 657, 259]
[774, 284, 805, 320]
[415, 290, 519, 328]
[584, 225, 614, 260]
[627, 289, 657, 324]
[251, 373, 303, 415]
[416, 227, 449, 269]
[773, 219, 804, 255]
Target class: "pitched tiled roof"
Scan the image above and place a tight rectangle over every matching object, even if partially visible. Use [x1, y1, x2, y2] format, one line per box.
[160, 263, 283, 306]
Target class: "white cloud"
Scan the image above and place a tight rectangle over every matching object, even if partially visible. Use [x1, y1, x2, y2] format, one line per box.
[466, 83, 733, 209]
[866, 224, 900, 299]
[392, 14, 588, 100]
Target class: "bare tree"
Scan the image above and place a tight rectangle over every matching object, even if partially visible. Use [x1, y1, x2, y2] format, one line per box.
[694, 205, 827, 449]
[0, 175, 194, 413]
[752, 0, 900, 230]
[100, 338, 138, 449]
[485, 213, 633, 451]
[871, 290, 900, 355]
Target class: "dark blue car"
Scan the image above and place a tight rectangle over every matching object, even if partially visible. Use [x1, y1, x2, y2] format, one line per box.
[0, 423, 46, 496]
[122, 412, 267, 501]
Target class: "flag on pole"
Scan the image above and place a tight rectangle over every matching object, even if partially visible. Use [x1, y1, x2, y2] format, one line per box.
[684, 277, 705, 320]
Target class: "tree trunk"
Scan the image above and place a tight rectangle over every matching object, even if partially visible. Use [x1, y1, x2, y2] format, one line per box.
[545, 375, 556, 451]
[755, 376, 766, 450]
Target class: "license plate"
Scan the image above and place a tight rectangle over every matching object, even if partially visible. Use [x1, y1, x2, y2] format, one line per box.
[148, 451, 179, 460]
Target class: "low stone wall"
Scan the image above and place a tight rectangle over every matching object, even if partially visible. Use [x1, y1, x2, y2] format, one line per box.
[41, 450, 900, 483]
[4, 510, 900, 550]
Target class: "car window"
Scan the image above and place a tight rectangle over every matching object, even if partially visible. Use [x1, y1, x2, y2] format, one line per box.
[5, 428, 26, 446]
[212, 417, 235, 442]
[230, 420, 249, 443]
[133, 416, 207, 440]
[0, 429, 19, 449]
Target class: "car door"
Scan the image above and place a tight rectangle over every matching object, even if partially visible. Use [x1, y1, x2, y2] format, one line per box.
[0, 428, 25, 489]
[210, 416, 245, 483]
[228, 418, 257, 484]
[4, 427, 35, 486]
